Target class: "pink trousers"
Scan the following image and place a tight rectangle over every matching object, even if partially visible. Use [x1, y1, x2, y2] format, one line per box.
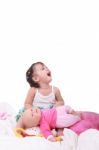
[69, 111, 99, 135]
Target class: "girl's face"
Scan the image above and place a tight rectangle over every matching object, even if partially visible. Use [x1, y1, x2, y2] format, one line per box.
[22, 108, 41, 128]
[33, 63, 52, 84]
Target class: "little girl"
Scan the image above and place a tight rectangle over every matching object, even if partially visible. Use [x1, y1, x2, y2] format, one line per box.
[24, 61, 64, 109]
[16, 62, 64, 124]
[16, 105, 81, 141]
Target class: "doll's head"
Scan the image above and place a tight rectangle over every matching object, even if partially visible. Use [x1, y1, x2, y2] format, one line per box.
[22, 108, 41, 129]
[26, 62, 52, 87]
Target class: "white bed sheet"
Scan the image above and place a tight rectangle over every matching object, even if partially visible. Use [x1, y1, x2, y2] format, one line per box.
[77, 129, 99, 150]
[0, 136, 61, 150]
[1, 129, 99, 150]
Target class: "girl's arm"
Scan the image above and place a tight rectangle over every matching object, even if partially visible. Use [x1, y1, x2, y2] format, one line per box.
[16, 116, 24, 128]
[24, 87, 36, 109]
[54, 87, 64, 107]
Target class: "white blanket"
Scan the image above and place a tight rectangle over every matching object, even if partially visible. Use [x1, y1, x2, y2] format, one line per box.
[0, 102, 99, 150]
[77, 129, 99, 150]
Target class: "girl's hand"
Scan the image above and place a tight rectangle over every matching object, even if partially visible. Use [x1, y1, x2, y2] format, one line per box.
[56, 128, 64, 136]
[71, 110, 81, 118]
[47, 135, 56, 142]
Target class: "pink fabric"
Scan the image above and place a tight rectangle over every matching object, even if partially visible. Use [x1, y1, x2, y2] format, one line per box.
[56, 106, 81, 128]
[0, 112, 11, 120]
[40, 108, 99, 137]
[39, 106, 81, 138]
[69, 111, 99, 135]
[40, 108, 57, 138]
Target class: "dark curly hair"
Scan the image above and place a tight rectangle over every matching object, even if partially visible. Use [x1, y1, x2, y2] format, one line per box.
[26, 62, 44, 87]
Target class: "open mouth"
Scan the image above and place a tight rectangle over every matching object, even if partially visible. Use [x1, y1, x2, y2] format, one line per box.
[47, 72, 51, 77]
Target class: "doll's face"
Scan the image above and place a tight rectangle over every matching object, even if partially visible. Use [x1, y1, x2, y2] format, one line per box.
[22, 108, 41, 128]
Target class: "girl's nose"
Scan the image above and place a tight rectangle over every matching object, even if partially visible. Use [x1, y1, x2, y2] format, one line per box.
[45, 67, 49, 71]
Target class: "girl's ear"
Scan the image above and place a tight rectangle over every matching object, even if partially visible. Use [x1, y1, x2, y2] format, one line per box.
[32, 76, 39, 82]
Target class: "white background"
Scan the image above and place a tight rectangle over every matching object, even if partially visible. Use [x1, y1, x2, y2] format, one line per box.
[0, 0, 99, 112]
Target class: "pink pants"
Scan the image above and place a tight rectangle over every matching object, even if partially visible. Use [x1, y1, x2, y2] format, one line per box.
[69, 111, 99, 135]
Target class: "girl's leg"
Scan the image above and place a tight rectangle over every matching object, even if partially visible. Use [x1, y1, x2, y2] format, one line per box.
[81, 111, 99, 129]
[69, 120, 93, 135]
[69, 111, 99, 135]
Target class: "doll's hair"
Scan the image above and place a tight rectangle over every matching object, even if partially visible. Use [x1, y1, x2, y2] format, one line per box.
[26, 62, 44, 87]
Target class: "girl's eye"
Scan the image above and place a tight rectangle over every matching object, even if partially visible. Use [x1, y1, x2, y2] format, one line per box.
[42, 67, 45, 70]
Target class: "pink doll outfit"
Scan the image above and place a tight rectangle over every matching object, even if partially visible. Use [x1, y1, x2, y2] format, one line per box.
[69, 111, 99, 135]
[40, 106, 81, 138]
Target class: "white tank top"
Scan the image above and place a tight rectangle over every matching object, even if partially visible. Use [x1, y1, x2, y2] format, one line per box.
[33, 86, 56, 109]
